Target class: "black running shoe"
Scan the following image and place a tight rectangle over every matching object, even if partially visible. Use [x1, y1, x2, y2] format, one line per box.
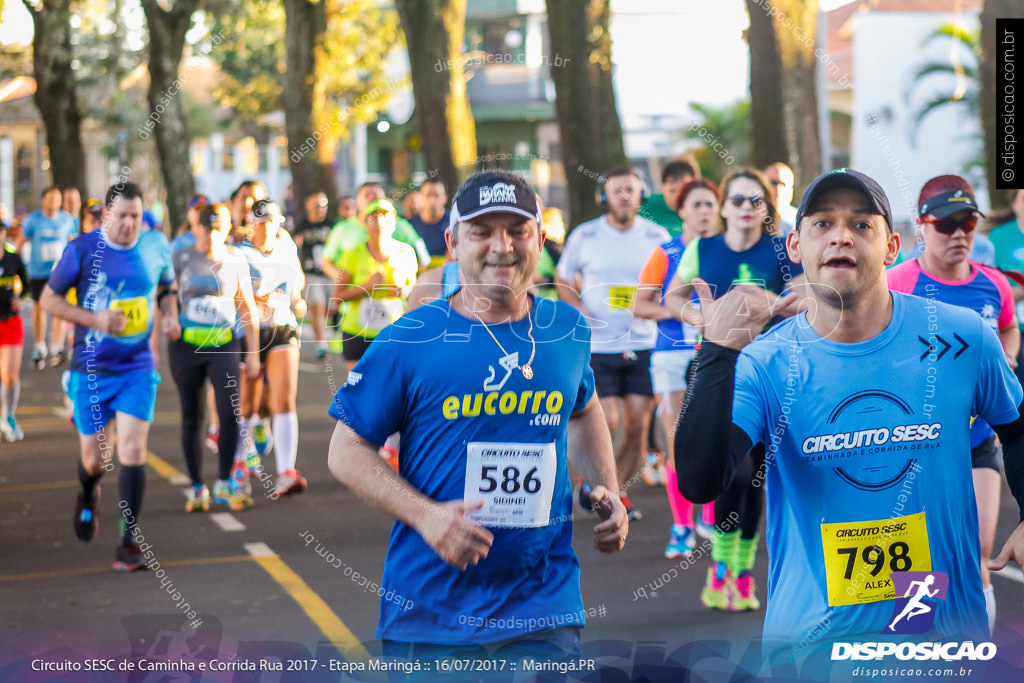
[574, 477, 594, 513]
[32, 349, 45, 371]
[113, 538, 148, 571]
[74, 487, 99, 542]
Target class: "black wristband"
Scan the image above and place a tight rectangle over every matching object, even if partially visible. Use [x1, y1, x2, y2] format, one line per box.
[157, 288, 177, 306]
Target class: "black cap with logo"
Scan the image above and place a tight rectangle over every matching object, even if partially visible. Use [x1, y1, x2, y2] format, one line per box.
[795, 168, 893, 230]
[449, 171, 541, 231]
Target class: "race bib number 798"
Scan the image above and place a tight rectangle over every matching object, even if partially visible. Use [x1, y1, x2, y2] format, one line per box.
[463, 442, 556, 528]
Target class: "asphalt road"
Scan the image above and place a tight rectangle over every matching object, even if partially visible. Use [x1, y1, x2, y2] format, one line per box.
[2, 316, 1024, 682]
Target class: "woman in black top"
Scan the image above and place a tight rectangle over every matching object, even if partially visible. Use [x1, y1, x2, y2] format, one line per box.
[0, 222, 28, 441]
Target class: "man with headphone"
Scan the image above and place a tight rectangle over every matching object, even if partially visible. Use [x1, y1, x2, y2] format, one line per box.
[556, 168, 670, 520]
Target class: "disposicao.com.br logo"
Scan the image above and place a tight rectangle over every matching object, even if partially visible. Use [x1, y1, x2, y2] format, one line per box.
[831, 571, 996, 662]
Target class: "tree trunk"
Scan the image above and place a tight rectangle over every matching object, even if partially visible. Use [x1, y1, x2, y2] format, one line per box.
[140, 0, 200, 233]
[745, 0, 789, 170]
[547, 0, 628, 228]
[23, 0, 85, 191]
[774, 0, 822, 196]
[981, 0, 1015, 210]
[395, 0, 477, 197]
[283, 0, 329, 225]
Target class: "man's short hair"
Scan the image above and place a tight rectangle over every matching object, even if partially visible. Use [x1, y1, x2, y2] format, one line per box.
[41, 185, 61, 198]
[661, 160, 697, 184]
[358, 181, 384, 194]
[105, 182, 144, 209]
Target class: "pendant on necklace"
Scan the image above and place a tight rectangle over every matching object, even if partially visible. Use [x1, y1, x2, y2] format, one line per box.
[521, 365, 534, 380]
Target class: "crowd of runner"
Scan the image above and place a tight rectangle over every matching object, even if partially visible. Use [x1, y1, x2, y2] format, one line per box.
[3, 163, 1024, 671]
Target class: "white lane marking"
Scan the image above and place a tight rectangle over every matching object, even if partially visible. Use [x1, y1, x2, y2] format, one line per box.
[298, 362, 323, 373]
[169, 475, 191, 486]
[993, 566, 1024, 584]
[210, 513, 246, 532]
[244, 542, 275, 557]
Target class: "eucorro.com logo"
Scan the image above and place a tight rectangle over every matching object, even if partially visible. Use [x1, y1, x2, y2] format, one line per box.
[832, 571, 995, 662]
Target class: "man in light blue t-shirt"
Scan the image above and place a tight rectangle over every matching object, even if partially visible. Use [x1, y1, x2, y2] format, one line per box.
[674, 169, 1024, 673]
[21, 185, 75, 367]
[328, 171, 627, 663]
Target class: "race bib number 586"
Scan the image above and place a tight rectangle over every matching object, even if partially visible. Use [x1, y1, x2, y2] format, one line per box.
[463, 442, 556, 528]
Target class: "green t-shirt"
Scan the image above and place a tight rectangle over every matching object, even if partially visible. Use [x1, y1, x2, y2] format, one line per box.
[536, 245, 558, 299]
[989, 219, 1024, 329]
[639, 193, 683, 238]
[323, 217, 429, 268]
[337, 241, 418, 338]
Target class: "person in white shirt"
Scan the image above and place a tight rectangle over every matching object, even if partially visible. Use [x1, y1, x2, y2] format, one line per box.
[556, 168, 670, 520]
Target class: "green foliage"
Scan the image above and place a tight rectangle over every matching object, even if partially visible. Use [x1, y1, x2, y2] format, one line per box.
[681, 100, 751, 182]
[209, 0, 405, 145]
[905, 20, 980, 145]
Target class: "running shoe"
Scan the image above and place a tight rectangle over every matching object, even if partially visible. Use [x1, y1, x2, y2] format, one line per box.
[246, 449, 263, 476]
[329, 335, 344, 355]
[664, 525, 695, 559]
[50, 349, 67, 367]
[696, 514, 715, 540]
[32, 348, 45, 370]
[205, 427, 219, 454]
[701, 562, 732, 610]
[380, 444, 399, 473]
[213, 479, 253, 511]
[253, 419, 273, 455]
[731, 571, 761, 611]
[113, 538, 148, 571]
[621, 494, 642, 521]
[232, 461, 252, 496]
[315, 347, 327, 360]
[74, 487, 100, 542]
[274, 469, 308, 497]
[574, 477, 594, 513]
[1, 415, 24, 441]
[185, 484, 210, 513]
[642, 452, 665, 486]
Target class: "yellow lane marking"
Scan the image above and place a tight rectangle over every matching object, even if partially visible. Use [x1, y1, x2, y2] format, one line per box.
[146, 451, 185, 480]
[244, 542, 371, 661]
[0, 554, 254, 582]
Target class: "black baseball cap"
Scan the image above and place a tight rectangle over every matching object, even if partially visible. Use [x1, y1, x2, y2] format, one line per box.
[795, 168, 893, 230]
[918, 175, 984, 219]
[449, 171, 541, 231]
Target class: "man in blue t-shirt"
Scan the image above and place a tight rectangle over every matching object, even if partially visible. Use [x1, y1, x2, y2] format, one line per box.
[41, 181, 179, 573]
[328, 170, 627, 662]
[408, 178, 450, 269]
[21, 185, 75, 368]
[674, 169, 1024, 670]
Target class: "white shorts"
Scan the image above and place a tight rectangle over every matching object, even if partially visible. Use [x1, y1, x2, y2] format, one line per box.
[650, 349, 696, 396]
[303, 273, 333, 306]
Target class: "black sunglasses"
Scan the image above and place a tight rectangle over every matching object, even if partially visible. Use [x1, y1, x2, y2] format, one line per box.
[728, 194, 765, 209]
[922, 213, 979, 235]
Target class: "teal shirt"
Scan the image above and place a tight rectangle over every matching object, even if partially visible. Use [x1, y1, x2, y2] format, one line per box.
[639, 194, 683, 238]
[989, 219, 1024, 330]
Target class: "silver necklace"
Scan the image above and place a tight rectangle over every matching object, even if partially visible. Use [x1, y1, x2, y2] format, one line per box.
[464, 296, 536, 380]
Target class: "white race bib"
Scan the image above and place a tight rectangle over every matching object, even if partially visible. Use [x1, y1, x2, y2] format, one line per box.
[41, 241, 63, 263]
[186, 296, 230, 325]
[357, 298, 404, 331]
[463, 442, 557, 528]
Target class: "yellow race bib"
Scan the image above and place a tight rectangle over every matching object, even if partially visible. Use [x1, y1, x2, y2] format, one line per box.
[608, 285, 636, 311]
[820, 512, 932, 607]
[111, 297, 150, 337]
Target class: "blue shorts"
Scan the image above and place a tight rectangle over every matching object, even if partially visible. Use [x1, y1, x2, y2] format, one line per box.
[68, 369, 161, 435]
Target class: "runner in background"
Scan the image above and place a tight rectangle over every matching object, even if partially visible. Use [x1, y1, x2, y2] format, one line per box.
[21, 186, 75, 369]
[665, 168, 802, 611]
[0, 222, 27, 441]
[533, 207, 565, 300]
[557, 168, 670, 521]
[237, 200, 308, 497]
[409, 179, 450, 269]
[332, 198, 417, 471]
[634, 178, 720, 558]
[170, 203, 261, 512]
[887, 175, 1018, 632]
[292, 190, 335, 359]
[639, 160, 697, 239]
[42, 181, 178, 571]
